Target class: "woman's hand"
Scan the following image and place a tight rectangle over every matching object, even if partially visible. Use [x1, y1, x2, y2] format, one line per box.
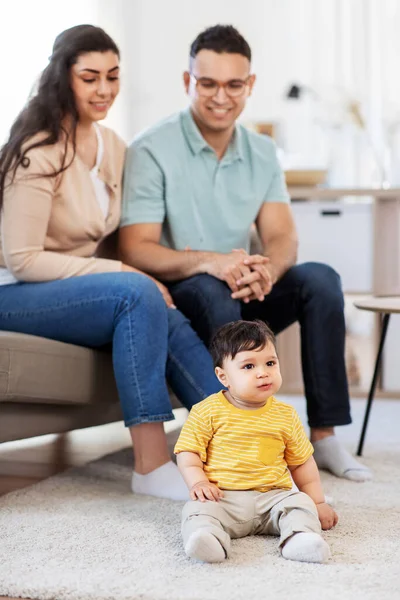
[122, 264, 176, 308]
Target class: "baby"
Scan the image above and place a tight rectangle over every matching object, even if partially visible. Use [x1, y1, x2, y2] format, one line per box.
[174, 319, 338, 563]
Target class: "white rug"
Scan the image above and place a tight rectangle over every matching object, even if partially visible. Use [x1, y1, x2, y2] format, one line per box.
[0, 397, 399, 600]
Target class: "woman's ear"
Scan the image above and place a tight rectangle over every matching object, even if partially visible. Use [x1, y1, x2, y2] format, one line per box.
[215, 366, 227, 387]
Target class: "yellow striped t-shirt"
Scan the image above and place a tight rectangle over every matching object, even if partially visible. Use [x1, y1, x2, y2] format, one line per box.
[174, 391, 313, 492]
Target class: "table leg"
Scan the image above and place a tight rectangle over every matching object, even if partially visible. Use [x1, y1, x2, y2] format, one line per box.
[357, 313, 390, 456]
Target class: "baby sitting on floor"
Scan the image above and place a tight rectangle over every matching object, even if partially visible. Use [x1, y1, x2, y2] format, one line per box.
[175, 320, 338, 563]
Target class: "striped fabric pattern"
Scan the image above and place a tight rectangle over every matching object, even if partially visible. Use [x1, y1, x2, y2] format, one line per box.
[174, 391, 313, 492]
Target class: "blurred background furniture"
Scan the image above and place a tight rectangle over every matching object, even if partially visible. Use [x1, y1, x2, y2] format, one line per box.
[277, 186, 400, 397]
[353, 297, 400, 455]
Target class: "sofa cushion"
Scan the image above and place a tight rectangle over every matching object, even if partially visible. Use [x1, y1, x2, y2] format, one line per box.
[0, 331, 117, 406]
[0, 400, 124, 443]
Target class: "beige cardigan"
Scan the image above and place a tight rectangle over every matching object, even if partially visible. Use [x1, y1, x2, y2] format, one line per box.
[0, 125, 126, 282]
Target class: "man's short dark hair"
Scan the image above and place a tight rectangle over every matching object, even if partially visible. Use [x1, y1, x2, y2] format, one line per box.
[210, 320, 276, 368]
[190, 25, 251, 62]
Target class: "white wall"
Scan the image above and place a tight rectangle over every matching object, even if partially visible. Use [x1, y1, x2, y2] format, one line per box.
[102, 0, 340, 142]
[2, 0, 400, 187]
[0, 0, 98, 144]
[97, 0, 400, 186]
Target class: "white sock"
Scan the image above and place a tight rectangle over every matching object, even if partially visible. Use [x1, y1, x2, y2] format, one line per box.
[131, 461, 189, 501]
[185, 531, 226, 563]
[282, 532, 331, 563]
[313, 435, 373, 482]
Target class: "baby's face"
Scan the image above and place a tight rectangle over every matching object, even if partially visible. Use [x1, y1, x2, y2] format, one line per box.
[217, 341, 282, 405]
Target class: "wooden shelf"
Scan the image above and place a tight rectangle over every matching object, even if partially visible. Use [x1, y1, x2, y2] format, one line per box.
[288, 186, 400, 200]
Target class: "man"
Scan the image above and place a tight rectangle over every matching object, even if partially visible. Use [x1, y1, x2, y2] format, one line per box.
[119, 25, 371, 482]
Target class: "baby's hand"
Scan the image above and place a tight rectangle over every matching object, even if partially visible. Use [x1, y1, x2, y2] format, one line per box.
[317, 502, 339, 530]
[190, 481, 224, 502]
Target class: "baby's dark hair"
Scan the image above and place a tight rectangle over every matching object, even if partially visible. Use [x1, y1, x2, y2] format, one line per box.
[210, 320, 277, 368]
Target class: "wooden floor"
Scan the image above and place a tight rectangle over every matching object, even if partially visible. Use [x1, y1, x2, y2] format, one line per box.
[0, 422, 133, 600]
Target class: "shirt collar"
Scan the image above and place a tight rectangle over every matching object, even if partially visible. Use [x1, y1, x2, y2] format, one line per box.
[180, 107, 244, 162]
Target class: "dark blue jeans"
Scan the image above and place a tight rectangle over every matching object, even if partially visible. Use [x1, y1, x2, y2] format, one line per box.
[0, 273, 221, 427]
[167, 262, 351, 428]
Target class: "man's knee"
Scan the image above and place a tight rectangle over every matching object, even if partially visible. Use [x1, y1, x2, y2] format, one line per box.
[172, 274, 231, 301]
[170, 274, 241, 322]
[292, 262, 344, 306]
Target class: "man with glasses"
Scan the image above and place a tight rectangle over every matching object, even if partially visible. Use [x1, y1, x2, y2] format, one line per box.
[120, 25, 372, 483]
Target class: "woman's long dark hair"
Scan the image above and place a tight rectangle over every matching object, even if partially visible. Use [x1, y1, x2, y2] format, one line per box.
[0, 24, 120, 210]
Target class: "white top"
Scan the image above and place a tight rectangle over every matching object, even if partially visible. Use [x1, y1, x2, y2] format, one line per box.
[0, 268, 17, 285]
[0, 124, 110, 286]
[90, 124, 110, 219]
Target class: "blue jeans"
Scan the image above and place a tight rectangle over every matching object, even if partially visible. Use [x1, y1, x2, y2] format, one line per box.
[168, 263, 351, 428]
[0, 273, 221, 427]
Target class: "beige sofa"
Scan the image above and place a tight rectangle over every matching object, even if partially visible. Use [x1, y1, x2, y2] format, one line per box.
[0, 331, 180, 444]
[0, 231, 178, 445]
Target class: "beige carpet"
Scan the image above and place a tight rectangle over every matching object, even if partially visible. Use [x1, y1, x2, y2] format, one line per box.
[0, 397, 399, 600]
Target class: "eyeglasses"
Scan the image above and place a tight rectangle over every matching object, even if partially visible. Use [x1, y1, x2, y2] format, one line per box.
[190, 74, 252, 98]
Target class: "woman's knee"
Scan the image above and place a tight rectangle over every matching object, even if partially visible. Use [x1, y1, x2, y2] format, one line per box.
[103, 270, 156, 291]
[102, 272, 166, 312]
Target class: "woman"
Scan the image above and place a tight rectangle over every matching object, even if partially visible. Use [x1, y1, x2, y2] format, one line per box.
[0, 24, 220, 501]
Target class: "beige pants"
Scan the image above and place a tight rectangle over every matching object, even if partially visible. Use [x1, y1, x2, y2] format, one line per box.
[182, 489, 321, 557]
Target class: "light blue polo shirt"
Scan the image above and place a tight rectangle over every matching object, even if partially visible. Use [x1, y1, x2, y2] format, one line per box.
[121, 108, 290, 253]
